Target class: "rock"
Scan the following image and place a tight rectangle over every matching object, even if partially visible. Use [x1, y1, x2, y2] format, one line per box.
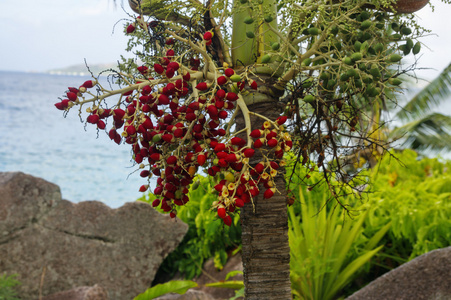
[155, 290, 216, 300]
[0, 172, 188, 300]
[39, 285, 108, 300]
[346, 246, 451, 300]
[194, 253, 243, 300]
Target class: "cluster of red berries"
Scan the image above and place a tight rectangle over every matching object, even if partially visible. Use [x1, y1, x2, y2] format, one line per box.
[55, 27, 293, 226]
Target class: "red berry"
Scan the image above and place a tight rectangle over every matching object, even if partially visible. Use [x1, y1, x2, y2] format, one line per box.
[165, 68, 175, 78]
[166, 155, 177, 165]
[285, 140, 293, 150]
[224, 68, 235, 77]
[54, 100, 69, 110]
[108, 129, 118, 140]
[207, 105, 218, 119]
[235, 198, 244, 208]
[182, 72, 191, 81]
[140, 170, 150, 177]
[126, 125, 136, 136]
[162, 133, 175, 143]
[158, 94, 170, 105]
[137, 65, 149, 74]
[226, 92, 238, 101]
[226, 153, 238, 163]
[87, 114, 100, 124]
[264, 188, 275, 199]
[142, 85, 152, 95]
[218, 110, 228, 119]
[167, 61, 179, 71]
[216, 89, 226, 99]
[231, 137, 246, 147]
[253, 138, 264, 148]
[97, 120, 106, 130]
[250, 129, 262, 138]
[223, 215, 232, 226]
[267, 138, 278, 147]
[154, 63, 165, 74]
[255, 162, 265, 174]
[217, 76, 227, 85]
[150, 153, 162, 161]
[66, 92, 78, 101]
[152, 199, 161, 207]
[197, 153, 207, 166]
[214, 143, 226, 152]
[139, 185, 149, 192]
[243, 148, 255, 158]
[203, 31, 213, 40]
[276, 116, 288, 125]
[217, 207, 226, 219]
[126, 23, 136, 34]
[82, 80, 96, 88]
[196, 82, 209, 91]
[250, 80, 258, 89]
[166, 49, 175, 57]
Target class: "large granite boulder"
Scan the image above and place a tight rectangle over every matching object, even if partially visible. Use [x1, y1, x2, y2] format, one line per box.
[346, 246, 451, 300]
[0, 172, 188, 300]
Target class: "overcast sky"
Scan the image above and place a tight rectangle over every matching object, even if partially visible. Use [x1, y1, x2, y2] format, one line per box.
[0, 0, 450, 82]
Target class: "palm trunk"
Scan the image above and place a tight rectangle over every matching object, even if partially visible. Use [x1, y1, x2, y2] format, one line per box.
[236, 101, 292, 299]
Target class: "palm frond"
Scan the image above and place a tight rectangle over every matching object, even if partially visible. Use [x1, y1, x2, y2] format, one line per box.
[390, 113, 451, 152]
[396, 62, 451, 121]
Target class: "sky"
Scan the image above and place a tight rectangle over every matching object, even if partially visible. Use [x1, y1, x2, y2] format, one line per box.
[0, 0, 450, 82]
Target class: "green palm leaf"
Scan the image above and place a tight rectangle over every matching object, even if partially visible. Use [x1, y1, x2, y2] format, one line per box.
[390, 113, 451, 151]
[390, 113, 451, 152]
[397, 63, 451, 121]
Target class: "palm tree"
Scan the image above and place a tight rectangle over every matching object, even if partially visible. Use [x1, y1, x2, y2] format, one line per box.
[55, 0, 436, 298]
[391, 62, 451, 153]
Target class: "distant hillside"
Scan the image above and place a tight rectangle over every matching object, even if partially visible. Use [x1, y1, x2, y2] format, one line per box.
[46, 63, 119, 76]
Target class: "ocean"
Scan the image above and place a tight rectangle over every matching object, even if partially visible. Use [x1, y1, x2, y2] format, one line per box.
[0, 71, 144, 208]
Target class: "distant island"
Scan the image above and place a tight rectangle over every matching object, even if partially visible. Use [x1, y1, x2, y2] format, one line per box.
[46, 63, 119, 76]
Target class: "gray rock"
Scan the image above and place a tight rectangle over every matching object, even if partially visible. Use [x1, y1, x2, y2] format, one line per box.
[194, 253, 243, 300]
[155, 290, 216, 300]
[346, 246, 451, 300]
[0, 172, 188, 300]
[39, 284, 108, 300]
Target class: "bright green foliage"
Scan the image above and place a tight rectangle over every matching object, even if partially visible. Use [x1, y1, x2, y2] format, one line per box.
[363, 149, 451, 259]
[288, 185, 390, 300]
[134, 280, 198, 300]
[138, 176, 241, 279]
[0, 274, 20, 300]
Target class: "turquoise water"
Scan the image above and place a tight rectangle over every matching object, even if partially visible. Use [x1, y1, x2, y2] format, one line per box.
[0, 71, 145, 208]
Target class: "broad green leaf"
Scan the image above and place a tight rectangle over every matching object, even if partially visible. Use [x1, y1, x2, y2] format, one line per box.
[225, 270, 243, 280]
[134, 280, 198, 300]
[205, 280, 244, 289]
[325, 245, 384, 299]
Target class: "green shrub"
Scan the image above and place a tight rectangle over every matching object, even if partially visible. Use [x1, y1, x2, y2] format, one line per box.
[0, 274, 20, 300]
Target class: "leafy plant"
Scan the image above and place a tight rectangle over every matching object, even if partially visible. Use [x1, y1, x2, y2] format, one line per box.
[0, 274, 20, 300]
[288, 186, 390, 300]
[134, 280, 198, 300]
[139, 175, 241, 280]
[364, 149, 451, 256]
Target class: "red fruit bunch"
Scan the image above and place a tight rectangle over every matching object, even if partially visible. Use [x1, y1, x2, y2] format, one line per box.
[54, 28, 293, 225]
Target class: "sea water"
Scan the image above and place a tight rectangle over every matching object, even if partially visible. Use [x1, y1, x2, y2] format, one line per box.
[0, 71, 145, 208]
